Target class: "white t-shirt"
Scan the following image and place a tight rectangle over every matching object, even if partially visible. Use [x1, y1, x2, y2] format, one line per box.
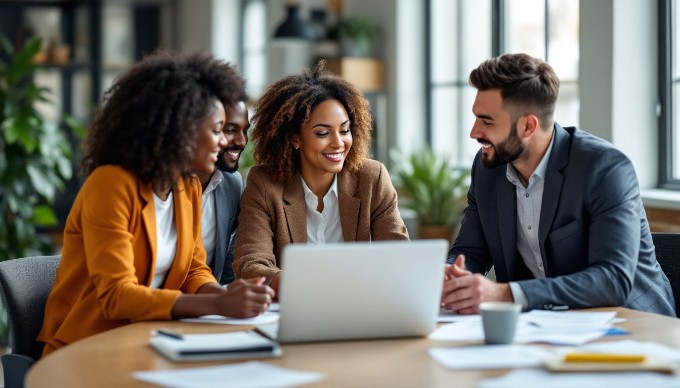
[152, 191, 177, 288]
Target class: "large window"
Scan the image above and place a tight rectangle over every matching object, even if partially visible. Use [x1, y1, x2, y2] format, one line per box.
[239, 0, 267, 99]
[428, 0, 579, 165]
[660, 0, 680, 188]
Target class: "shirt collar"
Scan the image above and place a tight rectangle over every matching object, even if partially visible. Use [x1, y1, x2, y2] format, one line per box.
[202, 171, 223, 197]
[301, 174, 339, 202]
[506, 130, 555, 187]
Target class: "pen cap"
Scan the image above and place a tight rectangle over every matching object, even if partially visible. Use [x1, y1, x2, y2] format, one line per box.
[480, 302, 522, 345]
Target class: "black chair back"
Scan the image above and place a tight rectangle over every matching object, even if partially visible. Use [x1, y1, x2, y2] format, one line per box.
[0, 255, 60, 388]
[652, 233, 680, 317]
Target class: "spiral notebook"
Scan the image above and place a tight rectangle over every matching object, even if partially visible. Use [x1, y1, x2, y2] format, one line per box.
[149, 330, 282, 362]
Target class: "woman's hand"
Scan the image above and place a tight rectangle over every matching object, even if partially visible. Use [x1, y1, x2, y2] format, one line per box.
[215, 277, 275, 318]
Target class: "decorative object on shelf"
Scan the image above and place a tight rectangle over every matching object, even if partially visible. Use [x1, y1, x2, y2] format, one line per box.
[326, 57, 384, 92]
[273, 3, 320, 41]
[392, 149, 470, 243]
[0, 37, 84, 260]
[337, 16, 379, 58]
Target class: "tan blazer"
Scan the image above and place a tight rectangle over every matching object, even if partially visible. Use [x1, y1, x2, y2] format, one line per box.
[38, 166, 216, 356]
[234, 159, 409, 280]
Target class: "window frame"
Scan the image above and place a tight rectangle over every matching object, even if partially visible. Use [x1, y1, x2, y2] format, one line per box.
[659, 0, 679, 189]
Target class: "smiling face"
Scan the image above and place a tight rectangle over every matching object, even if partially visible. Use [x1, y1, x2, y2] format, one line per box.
[469, 89, 525, 168]
[293, 98, 352, 185]
[191, 99, 227, 184]
[216, 101, 249, 173]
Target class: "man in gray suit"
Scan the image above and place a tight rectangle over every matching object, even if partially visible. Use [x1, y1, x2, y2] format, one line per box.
[195, 97, 250, 285]
[441, 53, 675, 316]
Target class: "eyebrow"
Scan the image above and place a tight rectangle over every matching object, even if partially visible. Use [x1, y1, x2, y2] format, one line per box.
[475, 114, 494, 121]
[312, 119, 350, 129]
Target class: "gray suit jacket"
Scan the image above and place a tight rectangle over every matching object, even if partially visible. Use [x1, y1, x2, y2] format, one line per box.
[449, 124, 675, 316]
[209, 170, 243, 285]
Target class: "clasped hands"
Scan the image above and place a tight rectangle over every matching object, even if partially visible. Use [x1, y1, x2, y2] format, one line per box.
[440, 255, 513, 314]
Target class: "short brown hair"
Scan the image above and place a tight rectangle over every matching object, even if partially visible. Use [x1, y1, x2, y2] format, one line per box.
[469, 53, 559, 125]
[251, 60, 372, 182]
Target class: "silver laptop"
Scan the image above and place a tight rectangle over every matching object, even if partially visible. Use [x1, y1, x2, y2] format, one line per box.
[272, 239, 448, 343]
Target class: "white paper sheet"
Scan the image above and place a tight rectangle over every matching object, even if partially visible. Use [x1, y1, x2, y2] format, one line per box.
[478, 369, 680, 388]
[181, 311, 279, 325]
[429, 319, 610, 345]
[438, 308, 482, 323]
[133, 361, 324, 388]
[522, 310, 616, 328]
[429, 345, 553, 369]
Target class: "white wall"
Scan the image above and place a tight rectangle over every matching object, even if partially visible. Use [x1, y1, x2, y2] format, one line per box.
[579, 0, 658, 189]
[177, 0, 241, 63]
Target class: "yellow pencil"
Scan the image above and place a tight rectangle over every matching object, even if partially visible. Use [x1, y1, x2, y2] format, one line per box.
[564, 353, 646, 363]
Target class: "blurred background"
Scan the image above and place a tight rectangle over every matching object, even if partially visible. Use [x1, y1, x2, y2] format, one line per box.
[1, 0, 679, 247]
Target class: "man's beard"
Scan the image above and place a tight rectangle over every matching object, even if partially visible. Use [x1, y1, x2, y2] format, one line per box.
[215, 148, 241, 173]
[481, 119, 525, 168]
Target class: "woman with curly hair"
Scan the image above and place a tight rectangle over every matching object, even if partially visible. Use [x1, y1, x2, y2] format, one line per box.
[38, 52, 273, 356]
[233, 61, 409, 295]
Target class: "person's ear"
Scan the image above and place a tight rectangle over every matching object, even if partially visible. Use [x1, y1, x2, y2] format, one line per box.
[521, 114, 539, 138]
[292, 135, 300, 150]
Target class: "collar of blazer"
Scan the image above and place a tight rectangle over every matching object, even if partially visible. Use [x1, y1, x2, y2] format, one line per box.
[282, 170, 361, 243]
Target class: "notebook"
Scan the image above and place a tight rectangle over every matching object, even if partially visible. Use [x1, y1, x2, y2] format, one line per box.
[271, 239, 448, 343]
[149, 330, 282, 362]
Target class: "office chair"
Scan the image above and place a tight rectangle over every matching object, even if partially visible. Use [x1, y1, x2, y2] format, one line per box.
[0, 255, 60, 388]
[651, 233, 680, 318]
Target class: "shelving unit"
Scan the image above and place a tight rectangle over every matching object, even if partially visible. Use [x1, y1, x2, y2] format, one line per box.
[0, 0, 103, 223]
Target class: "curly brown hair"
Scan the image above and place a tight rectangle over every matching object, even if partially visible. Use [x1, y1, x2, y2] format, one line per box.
[469, 53, 560, 125]
[81, 51, 245, 191]
[251, 60, 372, 182]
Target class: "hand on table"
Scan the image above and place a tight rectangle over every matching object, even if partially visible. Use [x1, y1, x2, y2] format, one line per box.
[441, 254, 512, 314]
[216, 277, 274, 318]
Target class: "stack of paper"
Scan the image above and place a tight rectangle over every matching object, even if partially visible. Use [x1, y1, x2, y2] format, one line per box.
[430, 310, 617, 346]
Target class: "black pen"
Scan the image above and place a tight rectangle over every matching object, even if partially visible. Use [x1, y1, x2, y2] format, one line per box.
[153, 329, 184, 340]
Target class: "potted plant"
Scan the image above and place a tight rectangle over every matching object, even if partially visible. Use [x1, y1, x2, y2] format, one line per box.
[392, 149, 470, 243]
[337, 16, 379, 57]
[0, 37, 83, 260]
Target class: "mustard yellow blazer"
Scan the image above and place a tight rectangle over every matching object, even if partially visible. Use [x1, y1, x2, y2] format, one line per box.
[38, 166, 216, 356]
[234, 159, 409, 281]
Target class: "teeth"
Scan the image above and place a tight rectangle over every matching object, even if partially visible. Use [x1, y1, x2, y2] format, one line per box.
[325, 153, 343, 161]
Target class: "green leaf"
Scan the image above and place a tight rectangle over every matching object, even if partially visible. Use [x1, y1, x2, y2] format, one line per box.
[27, 164, 56, 201]
[32, 205, 58, 226]
[63, 114, 85, 139]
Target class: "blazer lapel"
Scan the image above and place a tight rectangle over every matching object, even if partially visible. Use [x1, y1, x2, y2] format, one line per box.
[338, 171, 360, 242]
[496, 173, 518, 281]
[538, 124, 569, 264]
[283, 175, 308, 243]
[139, 180, 156, 287]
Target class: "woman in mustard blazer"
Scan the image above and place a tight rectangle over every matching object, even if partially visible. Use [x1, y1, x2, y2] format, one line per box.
[234, 61, 409, 295]
[38, 52, 273, 356]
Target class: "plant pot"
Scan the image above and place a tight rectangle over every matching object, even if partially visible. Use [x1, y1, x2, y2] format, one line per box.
[419, 225, 454, 244]
[340, 37, 372, 57]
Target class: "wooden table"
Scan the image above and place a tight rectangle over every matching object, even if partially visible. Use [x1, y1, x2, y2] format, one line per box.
[26, 308, 680, 387]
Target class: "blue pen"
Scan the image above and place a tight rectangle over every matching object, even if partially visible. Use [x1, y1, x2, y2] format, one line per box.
[154, 329, 184, 340]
